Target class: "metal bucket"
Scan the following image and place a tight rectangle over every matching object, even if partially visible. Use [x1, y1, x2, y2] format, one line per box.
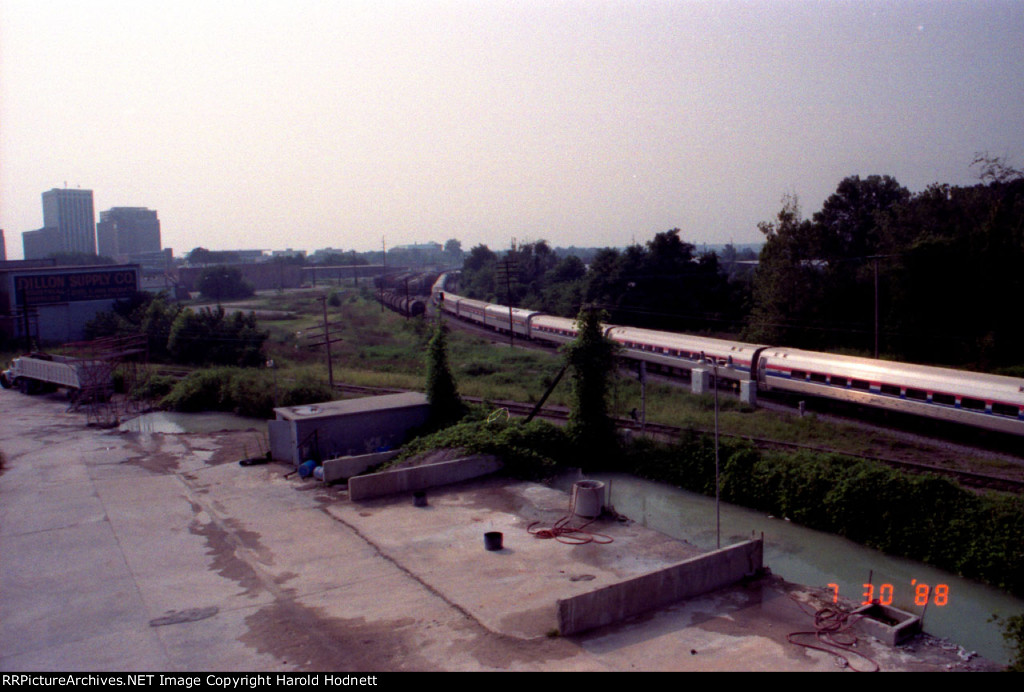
[484, 531, 503, 551]
[572, 480, 605, 518]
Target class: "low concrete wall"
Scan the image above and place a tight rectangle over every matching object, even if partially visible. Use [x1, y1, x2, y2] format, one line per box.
[556, 539, 764, 636]
[321, 451, 400, 484]
[348, 455, 503, 501]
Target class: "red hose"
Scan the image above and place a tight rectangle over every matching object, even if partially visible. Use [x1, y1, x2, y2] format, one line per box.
[787, 601, 881, 672]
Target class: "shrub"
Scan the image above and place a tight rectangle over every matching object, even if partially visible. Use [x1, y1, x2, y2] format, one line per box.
[992, 613, 1024, 672]
[614, 433, 1024, 598]
[161, 367, 332, 418]
[397, 418, 570, 480]
[227, 371, 277, 418]
[131, 373, 177, 401]
[279, 372, 333, 408]
[161, 368, 236, 412]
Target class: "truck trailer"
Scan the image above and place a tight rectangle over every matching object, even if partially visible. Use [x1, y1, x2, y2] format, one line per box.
[0, 353, 113, 401]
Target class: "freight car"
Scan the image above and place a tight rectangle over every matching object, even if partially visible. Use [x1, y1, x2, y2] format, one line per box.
[379, 290, 426, 318]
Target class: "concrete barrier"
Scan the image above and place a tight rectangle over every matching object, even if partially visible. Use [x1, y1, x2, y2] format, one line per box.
[556, 539, 764, 635]
[321, 451, 400, 484]
[347, 455, 503, 501]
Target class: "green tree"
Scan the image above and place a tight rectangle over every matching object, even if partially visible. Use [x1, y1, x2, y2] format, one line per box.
[877, 175, 1024, 366]
[580, 230, 735, 333]
[563, 308, 619, 465]
[460, 244, 499, 300]
[443, 238, 464, 266]
[425, 313, 465, 429]
[745, 195, 828, 345]
[814, 175, 909, 261]
[168, 307, 267, 366]
[140, 296, 184, 359]
[747, 178, 909, 352]
[186, 247, 234, 265]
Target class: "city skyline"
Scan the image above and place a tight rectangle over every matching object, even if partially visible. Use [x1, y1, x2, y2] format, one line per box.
[22, 188, 98, 259]
[2, 1, 1022, 260]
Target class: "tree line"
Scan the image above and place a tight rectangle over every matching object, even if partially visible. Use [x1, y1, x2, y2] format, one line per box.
[458, 157, 1024, 371]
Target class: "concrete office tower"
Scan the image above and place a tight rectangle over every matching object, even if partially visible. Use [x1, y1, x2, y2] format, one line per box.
[41, 188, 97, 255]
[0, 229, 6, 261]
[97, 207, 161, 257]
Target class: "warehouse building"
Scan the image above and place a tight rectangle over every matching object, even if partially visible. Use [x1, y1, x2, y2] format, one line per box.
[0, 262, 141, 347]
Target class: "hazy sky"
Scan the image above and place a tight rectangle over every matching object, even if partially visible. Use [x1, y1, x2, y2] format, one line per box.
[2, 0, 1022, 259]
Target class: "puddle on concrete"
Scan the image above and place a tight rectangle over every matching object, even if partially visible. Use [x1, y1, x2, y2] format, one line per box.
[119, 411, 267, 435]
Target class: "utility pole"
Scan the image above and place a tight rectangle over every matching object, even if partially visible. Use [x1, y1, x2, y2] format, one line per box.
[315, 295, 335, 390]
[638, 361, 647, 432]
[403, 276, 411, 320]
[496, 240, 517, 348]
[873, 256, 880, 359]
[867, 254, 895, 359]
[19, 285, 32, 352]
[701, 351, 721, 550]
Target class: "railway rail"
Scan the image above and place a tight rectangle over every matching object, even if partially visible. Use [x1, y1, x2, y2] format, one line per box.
[332, 382, 1024, 494]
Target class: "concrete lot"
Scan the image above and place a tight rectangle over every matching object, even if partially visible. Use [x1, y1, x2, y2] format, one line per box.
[0, 389, 1001, 672]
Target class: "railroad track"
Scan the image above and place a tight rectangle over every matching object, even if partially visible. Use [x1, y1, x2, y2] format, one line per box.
[332, 382, 1024, 494]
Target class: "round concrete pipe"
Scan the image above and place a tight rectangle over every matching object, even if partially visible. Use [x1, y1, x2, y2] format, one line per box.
[484, 531, 503, 551]
[572, 480, 605, 518]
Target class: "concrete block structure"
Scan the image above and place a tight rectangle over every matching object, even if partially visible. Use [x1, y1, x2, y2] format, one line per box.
[346, 455, 504, 500]
[556, 539, 764, 635]
[268, 393, 430, 466]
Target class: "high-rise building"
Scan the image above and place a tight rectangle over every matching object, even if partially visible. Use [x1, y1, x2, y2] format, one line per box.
[22, 227, 62, 259]
[40, 188, 97, 256]
[96, 207, 161, 257]
[0, 229, 6, 261]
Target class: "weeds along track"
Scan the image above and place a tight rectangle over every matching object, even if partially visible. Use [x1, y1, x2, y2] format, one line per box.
[330, 382, 1024, 494]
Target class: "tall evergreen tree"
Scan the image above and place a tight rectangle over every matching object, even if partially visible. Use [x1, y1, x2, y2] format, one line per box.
[564, 308, 619, 465]
[425, 312, 465, 429]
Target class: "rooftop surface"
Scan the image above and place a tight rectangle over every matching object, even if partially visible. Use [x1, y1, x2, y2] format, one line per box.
[273, 392, 428, 420]
[0, 390, 1002, 672]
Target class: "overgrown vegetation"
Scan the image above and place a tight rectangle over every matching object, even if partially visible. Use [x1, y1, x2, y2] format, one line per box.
[168, 307, 267, 366]
[160, 367, 331, 418]
[84, 291, 269, 367]
[394, 415, 571, 481]
[992, 613, 1024, 672]
[610, 435, 1024, 598]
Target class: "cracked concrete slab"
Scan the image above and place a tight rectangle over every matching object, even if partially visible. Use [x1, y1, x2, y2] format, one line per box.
[0, 389, 1003, 672]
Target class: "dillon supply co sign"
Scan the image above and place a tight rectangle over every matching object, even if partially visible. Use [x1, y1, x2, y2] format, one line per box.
[15, 269, 138, 305]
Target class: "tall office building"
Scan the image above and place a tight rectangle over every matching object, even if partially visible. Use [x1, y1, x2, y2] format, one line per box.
[0, 228, 6, 261]
[22, 227, 62, 260]
[40, 188, 97, 255]
[97, 207, 161, 257]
